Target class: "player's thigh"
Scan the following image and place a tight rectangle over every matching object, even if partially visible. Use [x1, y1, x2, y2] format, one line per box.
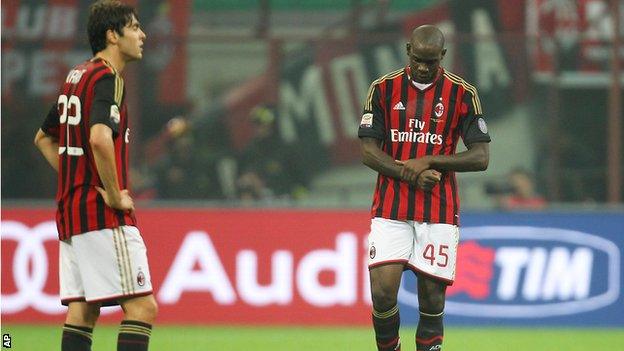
[369, 263, 405, 308]
[409, 223, 459, 284]
[65, 301, 102, 327]
[72, 226, 153, 302]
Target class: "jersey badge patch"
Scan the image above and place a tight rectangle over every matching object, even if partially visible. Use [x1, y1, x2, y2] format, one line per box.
[360, 113, 373, 128]
[478, 117, 488, 134]
[110, 105, 120, 124]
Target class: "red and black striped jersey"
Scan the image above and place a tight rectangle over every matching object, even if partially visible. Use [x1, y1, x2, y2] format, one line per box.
[358, 66, 491, 225]
[41, 58, 136, 239]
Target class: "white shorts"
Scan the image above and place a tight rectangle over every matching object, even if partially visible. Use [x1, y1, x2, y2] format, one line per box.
[368, 217, 459, 284]
[60, 226, 153, 306]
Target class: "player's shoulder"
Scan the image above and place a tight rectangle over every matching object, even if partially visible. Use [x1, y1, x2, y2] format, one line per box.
[82, 58, 121, 82]
[369, 67, 405, 87]
[442, 69, 478, 93]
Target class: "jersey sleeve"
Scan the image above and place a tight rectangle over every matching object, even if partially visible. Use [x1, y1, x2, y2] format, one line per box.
[89, 73, 122, 136]
[459, 88, 491, 146]
[41, 103, 60, 138]
[358, 82, 385, 140]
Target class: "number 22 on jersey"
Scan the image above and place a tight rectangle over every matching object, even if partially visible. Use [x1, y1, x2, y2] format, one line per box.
[57, 94, 83, 156]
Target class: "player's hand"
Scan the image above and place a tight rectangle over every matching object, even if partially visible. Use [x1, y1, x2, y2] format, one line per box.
[395, 156, 432, 183]
[416, 169, 441, 191]
[95, 186, 135, 213]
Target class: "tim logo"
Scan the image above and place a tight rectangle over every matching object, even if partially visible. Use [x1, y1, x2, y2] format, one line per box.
[399, 226, 620, 318]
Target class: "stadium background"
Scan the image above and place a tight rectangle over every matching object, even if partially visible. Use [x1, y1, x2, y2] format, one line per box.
[2, 0, 623, 350]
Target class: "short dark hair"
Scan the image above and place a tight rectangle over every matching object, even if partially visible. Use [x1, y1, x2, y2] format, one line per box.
[87, 0, 138, 55]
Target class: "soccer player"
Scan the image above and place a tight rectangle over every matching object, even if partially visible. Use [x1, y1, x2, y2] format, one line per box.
[359, 25, 491, 351]
[34, 2, 157, 350]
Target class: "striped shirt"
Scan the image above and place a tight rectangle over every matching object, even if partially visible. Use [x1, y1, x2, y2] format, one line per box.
[41, 58, 136, 239]
[358, 66, 491, 225]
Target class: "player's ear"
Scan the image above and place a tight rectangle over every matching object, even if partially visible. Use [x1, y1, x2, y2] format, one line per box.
[406, 43, 411, 56]
[106, 28, 118, 45]
[440, 48, 447, 59]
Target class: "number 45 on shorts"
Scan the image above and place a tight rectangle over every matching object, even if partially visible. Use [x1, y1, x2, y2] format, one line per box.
[423, 244, 449, 267]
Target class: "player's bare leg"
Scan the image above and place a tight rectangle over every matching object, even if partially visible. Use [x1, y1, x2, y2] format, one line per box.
[370, 263, 405, 351]
[416, 275, 447, 351]
[116, 294, 158, 351]
[62, 301, 101, 351]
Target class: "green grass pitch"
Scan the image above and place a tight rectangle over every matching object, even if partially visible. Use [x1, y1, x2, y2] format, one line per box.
[2, 325, 623, 350]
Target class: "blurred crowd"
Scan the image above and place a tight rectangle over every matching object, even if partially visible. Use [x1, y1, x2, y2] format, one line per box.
[134, 105, 311, 203]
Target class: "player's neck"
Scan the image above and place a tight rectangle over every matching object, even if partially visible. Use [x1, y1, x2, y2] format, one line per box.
[95, 49, 126, 73]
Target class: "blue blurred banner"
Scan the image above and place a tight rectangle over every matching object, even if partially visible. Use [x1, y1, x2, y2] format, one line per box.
[399, 212, 624, 326]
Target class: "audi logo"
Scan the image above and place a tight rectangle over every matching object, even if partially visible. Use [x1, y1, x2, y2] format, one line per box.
[2, 221, 64, 314]
[2, 220, 121, 315]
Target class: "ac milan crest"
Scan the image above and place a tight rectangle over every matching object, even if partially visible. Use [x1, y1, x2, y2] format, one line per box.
[369, 245, 376, 259]
[137, 271, 145, 286]
[434, 102, 444, 118]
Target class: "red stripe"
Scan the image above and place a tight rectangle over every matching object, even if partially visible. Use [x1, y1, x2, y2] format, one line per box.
[377, 337, 400, 348]
[416, 335, 444, 345]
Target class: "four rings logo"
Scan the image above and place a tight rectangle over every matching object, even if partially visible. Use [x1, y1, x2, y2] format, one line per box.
[1, 221, 65, 314]
[399, 226, 621, 318]
[1, 221, 124, 315]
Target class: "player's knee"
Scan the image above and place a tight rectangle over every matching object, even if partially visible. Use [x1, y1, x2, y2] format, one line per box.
[148, 298, 158, 318]
[122, 295, 158, 324]
[371, 286, 398, 311]
[66, 302, 101, 327]
[419, 293, 445, 314]
[138, 296, 158, 322]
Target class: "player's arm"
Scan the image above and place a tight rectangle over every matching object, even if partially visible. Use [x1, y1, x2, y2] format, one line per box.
[34, 103, 61, 172]
[89, 75, 134, 212]
[361, 137, 403, 179]
[34, 129, 60, 172]
[418, 142, 489, 172]
[359, 82, 403, 180]
[397, 144, 488, 184]
[398, 90, 491, 183]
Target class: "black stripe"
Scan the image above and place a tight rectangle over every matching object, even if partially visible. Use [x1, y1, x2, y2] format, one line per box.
[376, 78, 394, 217]
[407, 88, 426, 219]
[444, 84, 461, 224]
[96, 196, 106, 228]
[422, 82, 446, 222]
[390, 75, 408, 218]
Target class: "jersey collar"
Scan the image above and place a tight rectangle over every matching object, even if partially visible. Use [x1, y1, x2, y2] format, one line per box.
[405, 66, 444, 92]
